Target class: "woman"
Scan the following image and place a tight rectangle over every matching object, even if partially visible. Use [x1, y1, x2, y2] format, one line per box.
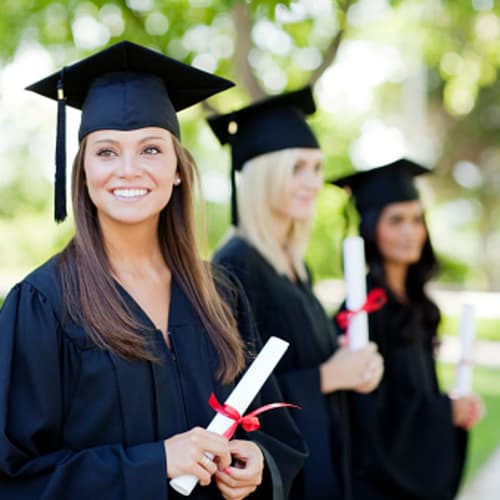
[209, 87, 384, 500]
[0, 41, 306, 500]
[332, 158, 483, 500]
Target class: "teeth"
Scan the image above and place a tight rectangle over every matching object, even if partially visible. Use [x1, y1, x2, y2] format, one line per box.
[113, 188, 148, 198]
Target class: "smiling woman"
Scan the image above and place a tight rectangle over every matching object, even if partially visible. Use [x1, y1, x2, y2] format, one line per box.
[82, 128, 179, 227]
[0, 41, 306, 500]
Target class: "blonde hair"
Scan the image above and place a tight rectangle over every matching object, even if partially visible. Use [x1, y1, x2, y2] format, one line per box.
[235, 148, 314, 281]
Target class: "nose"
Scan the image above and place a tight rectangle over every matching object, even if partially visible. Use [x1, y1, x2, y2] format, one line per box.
[117, 152, 141, 178]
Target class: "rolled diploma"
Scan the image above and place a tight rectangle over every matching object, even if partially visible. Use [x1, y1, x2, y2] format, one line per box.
[343, 236, 369, 351]
[455, 304, 475, 395]
[169, 336, 289, 496]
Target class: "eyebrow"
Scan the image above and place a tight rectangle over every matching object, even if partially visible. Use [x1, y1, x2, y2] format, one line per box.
[92, 135, 169, 145]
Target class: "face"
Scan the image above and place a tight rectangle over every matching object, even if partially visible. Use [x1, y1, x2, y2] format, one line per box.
[375, 200, 427, 266]
[83, 127, 179, 226]
[272, 148, 324, 223]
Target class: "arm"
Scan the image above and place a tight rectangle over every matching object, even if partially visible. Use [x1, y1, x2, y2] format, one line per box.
[0, 283, 168, 500]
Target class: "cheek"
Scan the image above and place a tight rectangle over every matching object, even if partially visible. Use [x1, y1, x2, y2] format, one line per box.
[376, 225, 396, 251]
[418, 226, 428, 247]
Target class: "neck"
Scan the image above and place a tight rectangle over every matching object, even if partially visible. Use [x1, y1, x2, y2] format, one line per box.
[99, 215, 165, 274]
[383, 261, 409, 301]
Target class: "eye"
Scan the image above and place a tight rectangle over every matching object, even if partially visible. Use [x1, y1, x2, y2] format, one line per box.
[143, 145, 161, 155]
[388, 215, 403, 225]
[96, 148, 117, 157]
[314, 162, 323, 173]
[293, 162, 305, 175]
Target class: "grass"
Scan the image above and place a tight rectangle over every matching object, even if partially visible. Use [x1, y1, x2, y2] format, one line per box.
[437, 363, 500, 487]
[439, 315, 500, 342]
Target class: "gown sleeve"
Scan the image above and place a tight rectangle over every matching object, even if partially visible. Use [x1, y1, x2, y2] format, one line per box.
[218, 271, 308, 500]
[0, 282, 168, 500]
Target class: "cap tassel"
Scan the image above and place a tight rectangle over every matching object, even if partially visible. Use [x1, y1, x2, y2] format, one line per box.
[230, 167, 238, 226]
[55, 71, 67, 222]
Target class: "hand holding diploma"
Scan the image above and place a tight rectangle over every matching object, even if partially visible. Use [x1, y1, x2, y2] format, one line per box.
[169, 336, 296, 496]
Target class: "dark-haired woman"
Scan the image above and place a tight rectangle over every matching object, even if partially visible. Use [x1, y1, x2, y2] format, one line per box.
[0, 42, 306, 500]
[333, 159, 483, 500]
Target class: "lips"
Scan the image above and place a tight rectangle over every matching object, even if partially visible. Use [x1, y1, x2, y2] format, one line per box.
[111, 188, 149, 199]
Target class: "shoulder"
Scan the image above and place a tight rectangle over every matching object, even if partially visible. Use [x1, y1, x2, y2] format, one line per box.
[21, 255, 63, 307]
[23, 255, 61, 292]
[213, 236, 274, 284]
[0, 255, 67, 327]
[214, 236, 262, 267]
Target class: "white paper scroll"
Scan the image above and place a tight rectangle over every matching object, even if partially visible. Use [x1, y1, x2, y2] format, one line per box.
[169, 336, 289, 496]
[455, 304, 476, 396]
[343, 236, 369, 351]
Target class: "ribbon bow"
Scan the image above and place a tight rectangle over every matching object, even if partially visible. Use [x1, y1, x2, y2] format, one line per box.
[208, 393, 300, 439]
[336, 288, 387, 331]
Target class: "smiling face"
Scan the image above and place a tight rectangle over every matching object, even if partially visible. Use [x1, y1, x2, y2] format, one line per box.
[271, 148, 324, 223]
[83, 127, 179, 227]
[375, 199, 428, 266]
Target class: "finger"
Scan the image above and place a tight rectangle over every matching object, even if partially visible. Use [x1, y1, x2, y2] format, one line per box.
[216, 478, 256, 500]
[192, 463, 213, 486]
[194, 432, 231, 469]
[216, 469, 257, 488]
[198, 454, 218, 475]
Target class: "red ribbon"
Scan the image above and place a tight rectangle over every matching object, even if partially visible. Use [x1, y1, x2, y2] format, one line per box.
[336, 288, 387, 331]
[208, 393, 301, 439]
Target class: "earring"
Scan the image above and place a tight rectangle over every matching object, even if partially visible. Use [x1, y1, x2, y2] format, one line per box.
[174, 176, 181, 186]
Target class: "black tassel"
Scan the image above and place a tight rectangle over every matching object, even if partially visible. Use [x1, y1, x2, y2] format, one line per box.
[230, 167, 238, 226]
[55, 71, 67, 222]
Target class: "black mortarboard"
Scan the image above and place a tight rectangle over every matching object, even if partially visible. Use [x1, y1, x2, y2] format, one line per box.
[206, 86, 319, 224]
[329, 158, 430, 214]
[26, 40, 234, 222]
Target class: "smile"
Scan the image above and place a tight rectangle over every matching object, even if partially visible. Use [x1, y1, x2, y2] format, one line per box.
[112, 188, 149, 199]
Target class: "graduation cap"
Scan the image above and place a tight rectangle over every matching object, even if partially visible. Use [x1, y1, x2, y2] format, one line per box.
[26, 40, 234, 222]
[329, 158, 430, 214]
[207, 86, 319, 225]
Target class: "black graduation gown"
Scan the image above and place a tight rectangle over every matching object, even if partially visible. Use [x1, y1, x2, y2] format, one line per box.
[336, 284, 467, 500]
[214, 236, 350, 500]
[0, 255, 307, 499]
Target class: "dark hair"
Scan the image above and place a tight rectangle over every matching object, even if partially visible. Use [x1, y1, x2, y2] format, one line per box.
[59, 134, 245, 383]
[360, 206, 441, 342]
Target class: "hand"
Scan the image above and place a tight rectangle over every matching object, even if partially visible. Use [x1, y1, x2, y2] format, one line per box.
[215, 440, 264, 500]
[320, 342, 384, 394]
[450, 394, 485, 430]
[163, 427, 231, 486]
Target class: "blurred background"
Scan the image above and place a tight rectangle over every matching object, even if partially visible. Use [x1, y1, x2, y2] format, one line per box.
[0, 0, 499, 495]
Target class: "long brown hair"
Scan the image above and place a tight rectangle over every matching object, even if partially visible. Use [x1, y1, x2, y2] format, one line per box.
[59, 134, 245, 382]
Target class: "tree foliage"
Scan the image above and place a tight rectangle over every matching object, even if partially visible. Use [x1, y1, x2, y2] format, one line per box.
[1, 0, 500, 288]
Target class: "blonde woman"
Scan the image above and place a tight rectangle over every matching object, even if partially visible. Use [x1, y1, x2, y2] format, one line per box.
[0, 42, 306, 500]
[210, 87, 384, 500]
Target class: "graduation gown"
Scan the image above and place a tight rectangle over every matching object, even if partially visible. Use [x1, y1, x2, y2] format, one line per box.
[337, 284, 467, 500]
[214, 236, 350, 500]
[0, 255, 306, 499]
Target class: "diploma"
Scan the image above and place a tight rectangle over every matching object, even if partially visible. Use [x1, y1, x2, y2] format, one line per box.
[170, 336, 289, 496]
[343, 236, 369, 351]
[455, 303, 475, 396]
